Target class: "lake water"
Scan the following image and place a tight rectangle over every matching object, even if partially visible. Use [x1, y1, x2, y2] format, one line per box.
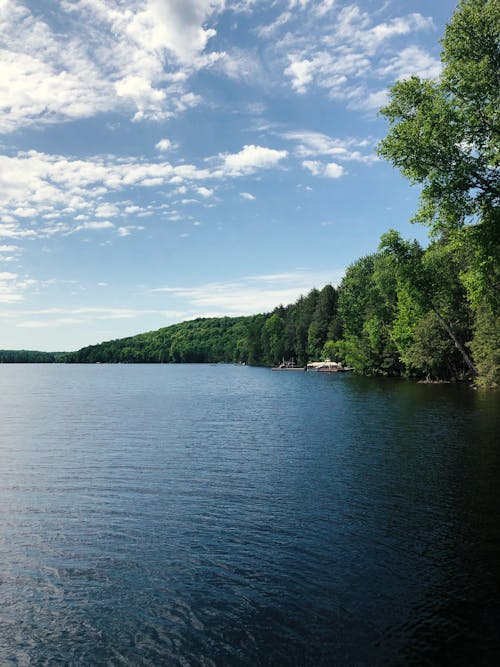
[0, 364, 499, 666]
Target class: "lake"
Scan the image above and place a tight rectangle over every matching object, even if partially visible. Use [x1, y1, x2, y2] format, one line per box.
[0, 364, 499, 665]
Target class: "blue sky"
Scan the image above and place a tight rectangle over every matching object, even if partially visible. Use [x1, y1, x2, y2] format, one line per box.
[0, 0, 458, 351]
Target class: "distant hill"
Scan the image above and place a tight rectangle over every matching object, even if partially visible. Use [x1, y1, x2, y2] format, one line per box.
[64, 315, 267, 365]
[63, 284, 339, 366]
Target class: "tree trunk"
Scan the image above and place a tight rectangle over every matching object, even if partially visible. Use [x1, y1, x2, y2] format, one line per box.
[432, 306, 478, 376]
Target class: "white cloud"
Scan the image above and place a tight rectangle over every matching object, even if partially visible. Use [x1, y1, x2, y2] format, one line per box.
[151, 269, 345, 315]
[215, 48, 264, 83]
[324, 162, 345, 179]
[95, 203, 120, 218]
[302, 160, 345, 178]
[124, 205, 142, 214]
[17, 318, 85, 328]
[0, 245, 19, 252]
[124, 0, 224, 65]
[284, 56, 319, 94]
[10, 306, 190, 329]
[155, 138, 174, 152]
[282, 130, 377, 163]
[314, 0, 335, 18]
[221, 144, 288, 175]
[197, 186, 214, 198]
[117, 225, 145, 237]
[0, 270, 35, 303]
[279, 6, 435, 109]
[0, 145, 289, 239]
[0, 0, 226, 133]
[240, 192, 256, 200]
[302, 160, 322, 176]
[377, 46, 442, 81]
[366, 14, 434, 48]
[350, 88, 389, 112]
[74, 221, 115, 232]
[257, 10, 293, 38]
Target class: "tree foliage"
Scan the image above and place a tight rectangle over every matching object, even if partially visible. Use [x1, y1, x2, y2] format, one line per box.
[378, 0, 499, 234]
[0, 350, 63, 363]
[377, 0, 499, 384]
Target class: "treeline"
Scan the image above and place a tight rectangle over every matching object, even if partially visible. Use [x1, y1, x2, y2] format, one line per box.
[325, 233, 497, 385]
[0, 350, 63, 363]
[63, 230, 497, 386]
[63, 284, 340, 367]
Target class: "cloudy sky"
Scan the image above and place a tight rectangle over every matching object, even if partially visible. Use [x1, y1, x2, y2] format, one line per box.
[0, 0, 458, 351]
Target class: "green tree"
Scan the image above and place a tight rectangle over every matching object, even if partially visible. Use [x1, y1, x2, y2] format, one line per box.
[337, 254, 401, 375]
[468, 302, 500, 386]
[380, 230, 476, 376]
[406, 311, 466, 380]
[378, 0, 499, 235]
[307, 284, 339, 359]
[262, 313, 285, 365]
[377, 0, 500, 386]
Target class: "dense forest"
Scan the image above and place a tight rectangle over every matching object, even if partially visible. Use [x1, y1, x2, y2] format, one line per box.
[62, 228, 496, 385]
[64, 284, 339, 368]
[3, 1, 499, 386]
[0, 350, 63, 363]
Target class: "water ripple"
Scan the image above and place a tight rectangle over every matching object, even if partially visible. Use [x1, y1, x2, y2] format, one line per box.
[0, 365, 499, 665]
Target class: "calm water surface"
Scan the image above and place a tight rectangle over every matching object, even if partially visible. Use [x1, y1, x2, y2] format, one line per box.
[0, 364, 499, 666]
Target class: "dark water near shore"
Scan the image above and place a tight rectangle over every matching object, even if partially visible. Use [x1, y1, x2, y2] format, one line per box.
[0, 364, 499, 666]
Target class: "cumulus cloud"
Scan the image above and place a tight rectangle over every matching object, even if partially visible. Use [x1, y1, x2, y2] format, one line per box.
[221, 144, 288, 175]
[197, 186, 214, 198]
[117, 225, 145, 237]
[74, 221, 115, 232]
[324, 162, 345, 178]
[302, 160, 345, 178]
[95, 203, 120, 218]
[240, 192, 256, 200]
[155, 138, 174, 152]
[124, 0, 224, 65]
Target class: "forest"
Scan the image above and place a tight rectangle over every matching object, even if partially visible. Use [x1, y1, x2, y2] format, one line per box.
[0, 350, 63, 363]
[62, 229, 496, 385]
[3, 1, 499, 386]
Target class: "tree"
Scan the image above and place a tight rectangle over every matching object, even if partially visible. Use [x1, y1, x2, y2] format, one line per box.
[378, 0, 499, 309]
[336, 254, 401, 375]
[262, 313, 285, 365]
[468, 302, 500, 386]
[307, 284, 339, 359]
[406, 311, 466, 381]
[378, 0, 499, 230]
[380, 230, 476, 376]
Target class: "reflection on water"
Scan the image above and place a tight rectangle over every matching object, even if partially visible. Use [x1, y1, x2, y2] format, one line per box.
[0, 365, 499, 665]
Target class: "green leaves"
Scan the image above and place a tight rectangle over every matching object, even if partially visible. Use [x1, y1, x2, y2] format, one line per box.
[378, 0, 500, 234]
[377, 1, 499, 384]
